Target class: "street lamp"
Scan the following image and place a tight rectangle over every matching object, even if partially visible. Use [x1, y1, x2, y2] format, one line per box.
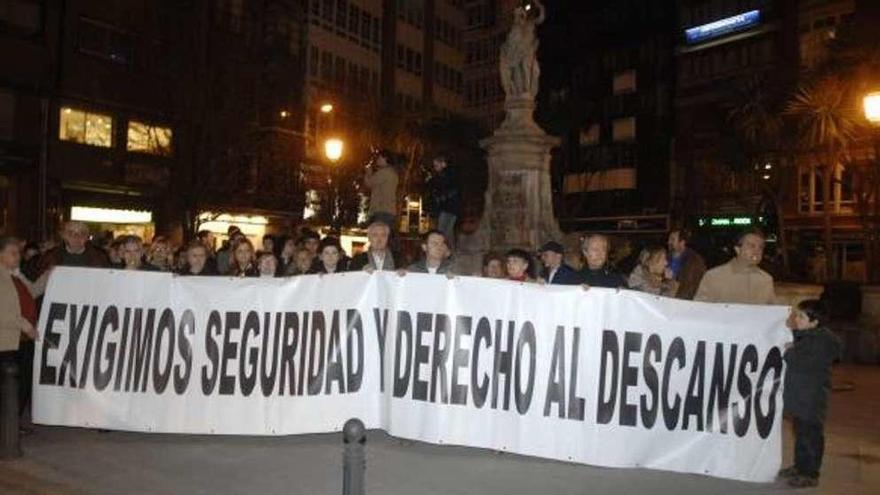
[320, 103, 334, 114]
[864, 91, 880, 282]
[324, 138, 343, 162]
[864, 92, 880, 126]
[324, 138, 344, 229]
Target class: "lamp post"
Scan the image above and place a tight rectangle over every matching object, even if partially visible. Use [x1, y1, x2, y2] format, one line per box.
[324, 138, 344, 230]
[862, 91, 880, 282]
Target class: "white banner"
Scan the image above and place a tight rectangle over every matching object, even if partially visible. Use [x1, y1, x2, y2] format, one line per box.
[33, 267, 790, 482]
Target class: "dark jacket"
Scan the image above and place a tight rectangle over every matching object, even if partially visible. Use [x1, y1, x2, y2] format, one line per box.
[407, 258, 454, 274]
[543, 264, 582, 285]
[36, 243, 109, 276]
[783, 326, 841, 423]
[674, 248, 707, 300]
[349, 250, 396, 271]
[426, 166, 461, 217]
[579, 265, 626, 289]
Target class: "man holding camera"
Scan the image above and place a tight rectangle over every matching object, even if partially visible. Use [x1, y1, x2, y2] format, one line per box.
[364, 149, 399, 229]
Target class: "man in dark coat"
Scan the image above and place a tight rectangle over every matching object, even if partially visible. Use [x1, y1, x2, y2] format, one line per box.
[349, 221, 396, 272]
[539, 241, 581, 285]
[578, 234, 626, 288]
[36, 221, 108, 276]
[406, 230, 455, 275]
[426, 156, 461, 247]
[779, 299, 842, 488]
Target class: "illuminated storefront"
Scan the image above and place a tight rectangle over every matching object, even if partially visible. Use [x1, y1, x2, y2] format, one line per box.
[197, 212, 270, 247]
[70, 206, 155, 240]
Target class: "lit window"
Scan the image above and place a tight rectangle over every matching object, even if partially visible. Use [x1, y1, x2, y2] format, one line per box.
[580, 124, 600, 146]
[613, 70, 637, 95]
[59, 107, 113, 147]
[612, 117, 636, 141]
[127, 121, 173, 156]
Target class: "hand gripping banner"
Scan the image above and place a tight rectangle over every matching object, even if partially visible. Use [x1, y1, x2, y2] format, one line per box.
[33, 267, 790, 482]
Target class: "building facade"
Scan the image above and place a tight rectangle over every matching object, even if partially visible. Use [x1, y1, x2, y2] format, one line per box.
[543, 0, 676, 237]
[300, 0, 468, 230]
[0, 0, 309, 245]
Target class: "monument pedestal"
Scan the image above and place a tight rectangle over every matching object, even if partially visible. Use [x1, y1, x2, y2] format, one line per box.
[456, 98, 562, 274]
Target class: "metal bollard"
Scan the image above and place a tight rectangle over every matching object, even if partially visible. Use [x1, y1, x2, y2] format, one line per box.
[342, 417, 366, 495]
[0, 359, 22, 459]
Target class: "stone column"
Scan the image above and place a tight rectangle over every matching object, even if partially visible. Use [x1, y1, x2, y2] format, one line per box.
[456, 98, 562, 274]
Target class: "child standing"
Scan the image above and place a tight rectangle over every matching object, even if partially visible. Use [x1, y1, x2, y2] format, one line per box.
[778, 299, 842, 488]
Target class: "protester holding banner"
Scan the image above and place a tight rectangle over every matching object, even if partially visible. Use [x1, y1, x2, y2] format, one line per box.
[180, 241, 217, 276]
[146, 236, 173, 272]
[539, 241, 581, 285]
[257, 252, 279, 278]
[0, 235, 50, 429]
[628, 246, 678, 297]
[578, 234, 626, 288]
[36, 221, 108, 276]
[229, 238, 259, 277]
[215, 226, 243, 275]
[406, 230, 454, 275]
[482, 252, 506, 279]
[778, 300, 841, 488]
[117, 235, 153, 271]
[277, 237, 297, 274]
[284, 248, 316, 276]
[666, 228, 707, 300]
[350, 221, 396, 272]
[505, 248, 536, 282]
[695, 228, 776, 305]
[310, 237, 348, 275]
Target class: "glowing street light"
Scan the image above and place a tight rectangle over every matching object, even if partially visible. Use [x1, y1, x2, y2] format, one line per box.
[324, 138, 343, 163]
[320, 103, 334, 114]
[864, 91, 880, 126]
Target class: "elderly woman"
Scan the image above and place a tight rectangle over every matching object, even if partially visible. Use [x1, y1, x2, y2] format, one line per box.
[628, 246, 678, 297]
[146, 236, 172, 271]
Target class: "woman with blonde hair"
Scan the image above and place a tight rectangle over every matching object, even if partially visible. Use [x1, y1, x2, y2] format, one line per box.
[628, 245, 678, 297]
[146, 235, 172, 271]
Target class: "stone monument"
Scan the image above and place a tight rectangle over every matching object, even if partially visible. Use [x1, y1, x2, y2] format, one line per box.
[457, 0, 562, 273]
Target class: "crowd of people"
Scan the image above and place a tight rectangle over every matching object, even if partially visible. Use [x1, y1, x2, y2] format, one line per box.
[0, 215, 839, 488]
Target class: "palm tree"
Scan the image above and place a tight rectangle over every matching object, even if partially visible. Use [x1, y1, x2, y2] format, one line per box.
[786, 76, 859, 279]
[726, 75, 791, 274]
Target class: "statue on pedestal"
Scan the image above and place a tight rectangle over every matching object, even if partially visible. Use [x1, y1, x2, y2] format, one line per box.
[499, 1, 545, 102]
[454, 0, 561, 275]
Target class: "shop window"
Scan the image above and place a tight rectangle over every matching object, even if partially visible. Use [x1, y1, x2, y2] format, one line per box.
[59, 107, 113, 147]
[127, 121, 173, 156]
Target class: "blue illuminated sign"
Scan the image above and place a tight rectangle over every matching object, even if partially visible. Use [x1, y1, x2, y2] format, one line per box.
[685, 10, 761, 44]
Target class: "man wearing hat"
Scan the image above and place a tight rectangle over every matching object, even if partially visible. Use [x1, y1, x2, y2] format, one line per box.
[539, 241, 582, 285]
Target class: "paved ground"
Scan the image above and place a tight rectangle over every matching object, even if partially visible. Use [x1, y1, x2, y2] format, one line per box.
[1, 365, 878, 495]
